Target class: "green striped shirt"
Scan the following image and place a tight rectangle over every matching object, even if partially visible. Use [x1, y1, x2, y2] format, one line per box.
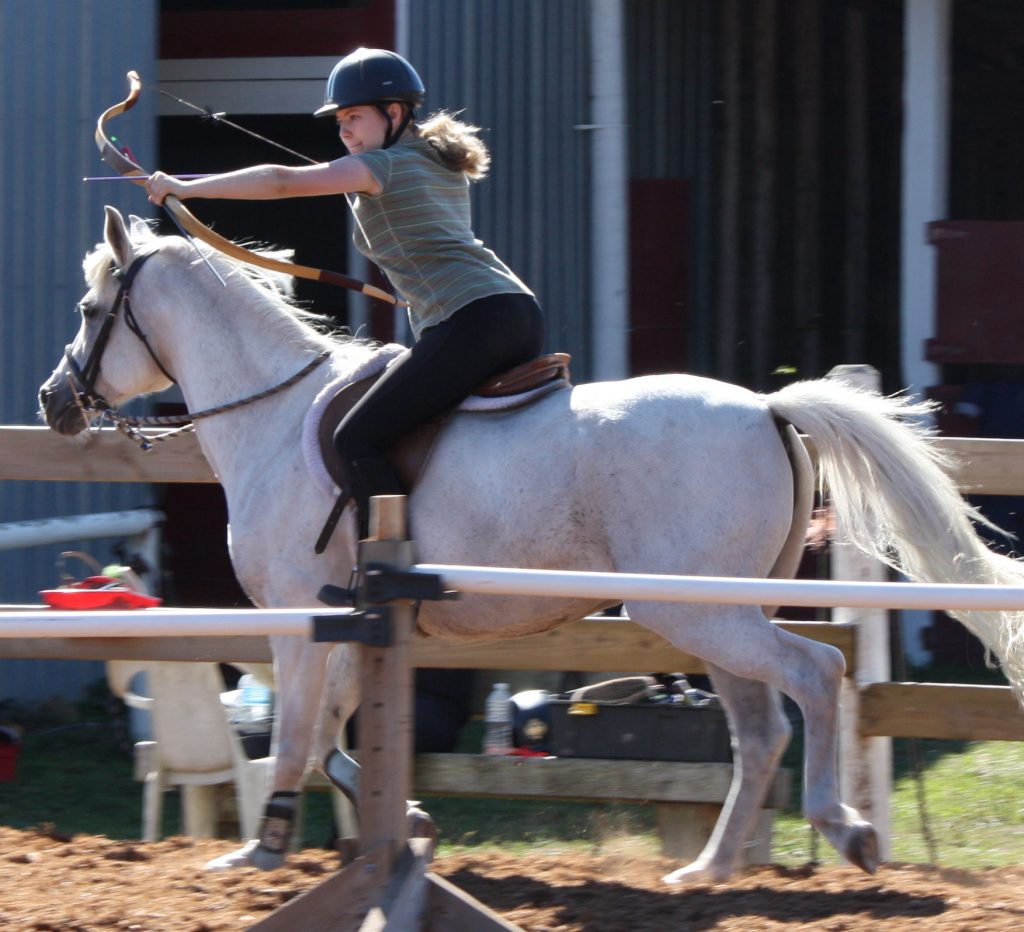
[352, 138, 532, 339]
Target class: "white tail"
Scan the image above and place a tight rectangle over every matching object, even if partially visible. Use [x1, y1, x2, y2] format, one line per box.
[767, 379, 1024, 699]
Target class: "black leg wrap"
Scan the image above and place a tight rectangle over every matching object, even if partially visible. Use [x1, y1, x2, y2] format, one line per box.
[324, 748, 361, 808]
[256, 791, 300, 856]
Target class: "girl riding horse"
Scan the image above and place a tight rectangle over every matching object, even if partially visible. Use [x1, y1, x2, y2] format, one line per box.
[147, 47, 544, 540]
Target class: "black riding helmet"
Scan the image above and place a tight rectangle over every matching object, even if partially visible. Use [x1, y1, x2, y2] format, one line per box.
[315, 48, 425, 150]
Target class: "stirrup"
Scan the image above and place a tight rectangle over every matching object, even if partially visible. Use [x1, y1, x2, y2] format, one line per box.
[317, 566, 360, 607]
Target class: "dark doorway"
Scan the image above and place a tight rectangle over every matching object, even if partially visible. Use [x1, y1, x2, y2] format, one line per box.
[158, 113, 354, 325]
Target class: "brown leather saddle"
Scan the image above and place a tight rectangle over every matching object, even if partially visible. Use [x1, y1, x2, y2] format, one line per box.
[317, 352, 571, 499]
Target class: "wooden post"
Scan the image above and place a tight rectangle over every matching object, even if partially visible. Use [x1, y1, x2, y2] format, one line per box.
[828, 364, 892, 859]
[252, 495, 522, 931]
[358, 495, 415, 870]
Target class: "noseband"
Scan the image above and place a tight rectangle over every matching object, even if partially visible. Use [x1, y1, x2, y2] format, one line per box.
[64, 250, 175, 415]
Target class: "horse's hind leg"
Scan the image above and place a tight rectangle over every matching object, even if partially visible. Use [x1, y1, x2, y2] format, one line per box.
[629, 603, 879, 881]
[662, 664, 791, 884]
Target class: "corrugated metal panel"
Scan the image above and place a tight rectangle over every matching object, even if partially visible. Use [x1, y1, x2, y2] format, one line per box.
[626, 0, 717, 372]
[405, 0, 592, 376]
[0, 0, 159, 699]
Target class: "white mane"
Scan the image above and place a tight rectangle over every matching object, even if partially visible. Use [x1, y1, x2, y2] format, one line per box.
[84, 216, 379, 354]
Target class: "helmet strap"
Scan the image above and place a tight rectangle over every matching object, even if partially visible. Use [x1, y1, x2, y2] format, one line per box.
[377, 103, 415, 150]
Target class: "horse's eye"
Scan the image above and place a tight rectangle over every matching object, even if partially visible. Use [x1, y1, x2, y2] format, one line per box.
[77, 302, 97, 320]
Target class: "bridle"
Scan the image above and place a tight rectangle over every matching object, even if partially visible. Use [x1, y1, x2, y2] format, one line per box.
[65, 249, 331, 451]
[65, 251, 164, 417]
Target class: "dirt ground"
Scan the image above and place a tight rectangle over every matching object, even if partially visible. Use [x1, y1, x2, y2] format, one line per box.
[2, 826, 1024, 931]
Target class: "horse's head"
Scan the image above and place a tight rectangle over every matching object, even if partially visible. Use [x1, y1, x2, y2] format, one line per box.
[39, 206, 179, 435]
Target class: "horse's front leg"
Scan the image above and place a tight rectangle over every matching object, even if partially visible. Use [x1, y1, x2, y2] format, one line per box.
[663, 663, 791, 884]
[205, 636, 335, 871]
[311, 642, 362, 810]
[246, 636, 338, 869]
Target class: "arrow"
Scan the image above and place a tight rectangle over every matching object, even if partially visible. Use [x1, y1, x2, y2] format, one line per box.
[83, 173, 213, 182]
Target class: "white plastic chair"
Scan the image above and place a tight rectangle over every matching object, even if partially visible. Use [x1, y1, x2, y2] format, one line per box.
[107, 661, 273, 841]
[107, 661, 353, 845]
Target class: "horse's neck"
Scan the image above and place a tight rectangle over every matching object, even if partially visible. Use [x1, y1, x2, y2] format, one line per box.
[161, 283, 340, 485]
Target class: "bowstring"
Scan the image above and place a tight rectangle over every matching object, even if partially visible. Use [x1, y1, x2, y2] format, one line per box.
[141, 79, 370, 257]
[144, 80, 318, 166]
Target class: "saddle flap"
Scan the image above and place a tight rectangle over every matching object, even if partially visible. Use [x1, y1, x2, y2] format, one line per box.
[316, 373, 439, 496]
[315, 352, 573, 498]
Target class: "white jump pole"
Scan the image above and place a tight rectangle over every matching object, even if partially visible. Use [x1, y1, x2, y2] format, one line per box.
[0, 509, 164, 552]
[6, 572, 1024, 641]
[0, 608, 341, 638]
[415, 565, 1024, 612]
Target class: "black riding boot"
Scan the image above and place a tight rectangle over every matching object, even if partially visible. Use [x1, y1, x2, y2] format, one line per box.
[349, 457, 404, 539]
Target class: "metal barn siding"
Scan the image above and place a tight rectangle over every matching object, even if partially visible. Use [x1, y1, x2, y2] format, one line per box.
[625, 0, 717, 375]
[712, 1, 905, 391]
[404, 0, 593, 376]
[0, 0, 159, 699]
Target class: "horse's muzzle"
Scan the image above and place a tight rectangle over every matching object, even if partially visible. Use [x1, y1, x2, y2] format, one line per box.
[38, 376, 90, 436]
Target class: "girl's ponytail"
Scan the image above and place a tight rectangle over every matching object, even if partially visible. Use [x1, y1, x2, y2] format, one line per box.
[418, 111, 490, 180]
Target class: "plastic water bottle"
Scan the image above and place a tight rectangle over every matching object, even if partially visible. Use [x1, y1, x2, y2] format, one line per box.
[238, 673, 273, 723]
[483, 682, 513, 755]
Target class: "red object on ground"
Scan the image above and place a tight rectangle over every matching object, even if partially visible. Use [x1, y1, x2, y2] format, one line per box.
[39, 576, 162, 610]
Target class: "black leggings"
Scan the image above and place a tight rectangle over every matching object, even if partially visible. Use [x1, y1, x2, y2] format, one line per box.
[333, 292, 544, 469]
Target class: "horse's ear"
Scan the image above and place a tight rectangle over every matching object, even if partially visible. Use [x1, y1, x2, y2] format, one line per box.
[103, 206, 134, 270]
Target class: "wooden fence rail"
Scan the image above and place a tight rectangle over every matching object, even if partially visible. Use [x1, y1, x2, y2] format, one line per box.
[2, 424, 1023, 750]
[5, 426, 1024, 493]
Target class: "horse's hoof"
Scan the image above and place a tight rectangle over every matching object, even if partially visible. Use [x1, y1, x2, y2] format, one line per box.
[844, 822, 880, 874]
[661, 861, 726, 886]
[204, 839, 259, 871]
[251, 844, 287, 871]
[407, 804, 438, 851]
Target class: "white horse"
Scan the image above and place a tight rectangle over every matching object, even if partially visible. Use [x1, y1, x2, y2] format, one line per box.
[39, 207, 1024, 883]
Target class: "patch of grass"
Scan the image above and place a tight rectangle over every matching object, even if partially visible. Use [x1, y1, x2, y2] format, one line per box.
[0, 684, 169, 840]
[0, 722, 152, 838]
[773, 739, 1024, 869]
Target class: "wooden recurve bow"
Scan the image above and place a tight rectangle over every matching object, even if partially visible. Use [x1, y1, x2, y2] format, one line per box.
[96, 71, 402, 305]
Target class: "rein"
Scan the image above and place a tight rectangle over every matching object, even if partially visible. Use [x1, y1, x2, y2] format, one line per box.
[66, 251, 334, 451]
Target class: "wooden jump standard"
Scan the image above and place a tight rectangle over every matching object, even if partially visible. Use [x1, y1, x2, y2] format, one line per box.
[248, 495, 519, 932]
